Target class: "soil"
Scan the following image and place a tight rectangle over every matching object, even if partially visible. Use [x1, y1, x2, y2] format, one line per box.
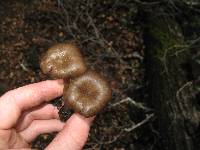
[0, 0, 199, 150]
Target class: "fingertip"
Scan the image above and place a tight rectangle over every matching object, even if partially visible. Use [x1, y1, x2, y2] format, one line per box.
[70, 113, 95, 126]
[55, 79, 64, 86]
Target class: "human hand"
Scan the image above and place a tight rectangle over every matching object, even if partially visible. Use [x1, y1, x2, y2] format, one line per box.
[0, 80, 94, 150]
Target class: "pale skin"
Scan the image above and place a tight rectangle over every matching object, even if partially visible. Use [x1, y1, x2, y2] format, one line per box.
[0, 80, 94, 149]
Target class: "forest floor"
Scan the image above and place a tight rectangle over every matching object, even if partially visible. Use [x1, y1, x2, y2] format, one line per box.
[0, 0, 199, 150]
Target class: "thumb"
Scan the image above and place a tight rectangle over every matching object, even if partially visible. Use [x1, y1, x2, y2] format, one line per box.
[46, 114, 94, 150]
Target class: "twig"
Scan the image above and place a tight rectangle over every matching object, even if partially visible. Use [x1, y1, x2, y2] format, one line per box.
[86, 13, 100, 39]
[109, 97, 152, 112]
[94, 113, 154, 145]
[19, 63, 29, 72]
[176, 81, 193, 100]
[124, 113, 154, 132]
[98, 131, 123, 145]
[184, 1, 200, 6]
[134, 0, 161, 5]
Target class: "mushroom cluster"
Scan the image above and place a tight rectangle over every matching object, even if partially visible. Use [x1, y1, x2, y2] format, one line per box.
[40, 42, 111, 117]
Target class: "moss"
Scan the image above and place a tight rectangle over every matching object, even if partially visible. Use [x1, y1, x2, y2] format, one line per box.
[144, 15, 189, 77]
[147, 16, 183, 57]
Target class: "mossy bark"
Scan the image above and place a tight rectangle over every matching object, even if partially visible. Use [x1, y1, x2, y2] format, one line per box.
[144, 16, 200, 150]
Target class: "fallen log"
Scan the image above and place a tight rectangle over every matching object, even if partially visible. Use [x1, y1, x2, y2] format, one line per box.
[144, 15, 200, 150]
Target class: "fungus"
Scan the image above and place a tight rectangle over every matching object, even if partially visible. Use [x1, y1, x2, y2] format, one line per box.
[63, 71, 112, 117]
[40, 42, 112, 117]
[40, 43, 87, 78]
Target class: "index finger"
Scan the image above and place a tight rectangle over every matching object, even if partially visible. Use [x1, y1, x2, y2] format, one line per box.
[0, 80, 63, 129]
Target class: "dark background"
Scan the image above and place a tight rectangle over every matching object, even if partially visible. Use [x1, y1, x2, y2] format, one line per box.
[0, 0, 199, 149]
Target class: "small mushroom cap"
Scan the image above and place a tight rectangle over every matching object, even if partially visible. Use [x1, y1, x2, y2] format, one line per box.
[40, 43, 87, 78]
[63, 71, 112, 117]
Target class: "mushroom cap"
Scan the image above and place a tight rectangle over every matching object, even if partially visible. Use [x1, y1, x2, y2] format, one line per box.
[63, 71, 112, 117]
[40, 43, 87, 79]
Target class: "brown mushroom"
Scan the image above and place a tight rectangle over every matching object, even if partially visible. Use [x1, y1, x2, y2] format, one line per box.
[63, 70, 112, 117]
[40, 43, 87, 78]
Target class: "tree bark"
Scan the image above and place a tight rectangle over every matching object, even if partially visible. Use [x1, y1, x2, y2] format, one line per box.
[144, 15, 200, 150]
